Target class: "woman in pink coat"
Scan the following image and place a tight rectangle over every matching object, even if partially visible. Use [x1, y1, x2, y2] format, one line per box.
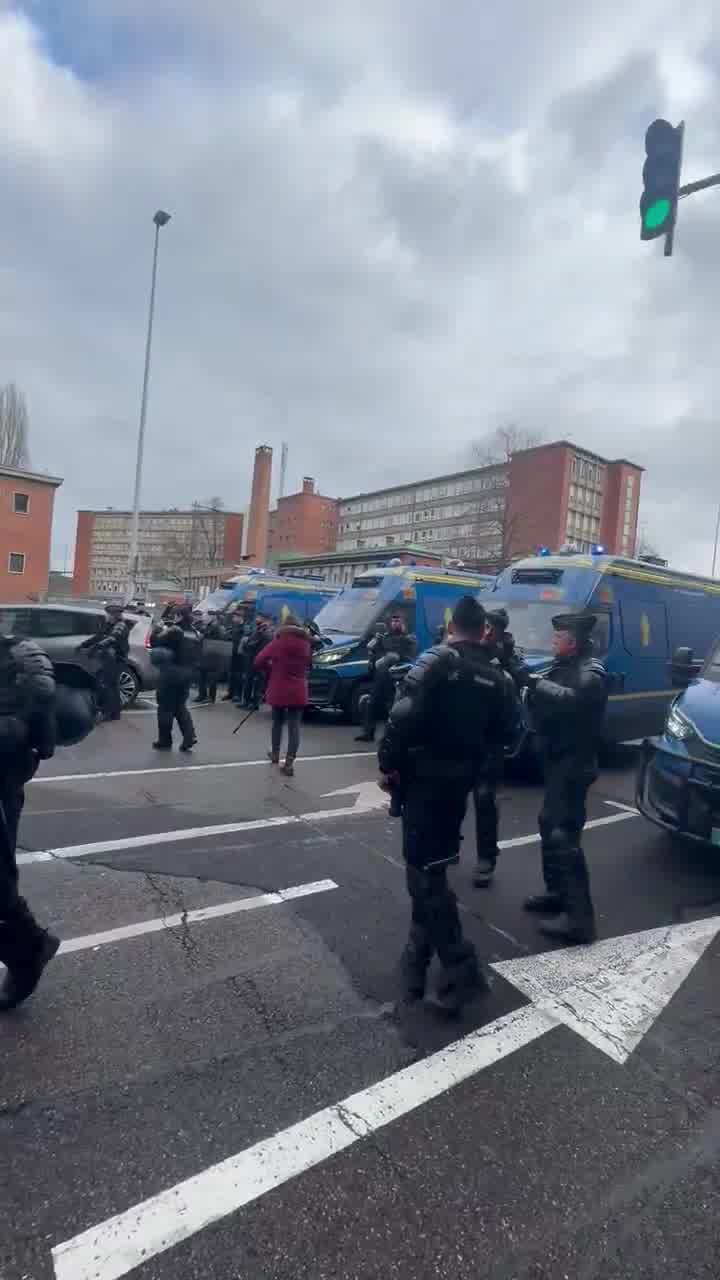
[254, 616, 312, 775]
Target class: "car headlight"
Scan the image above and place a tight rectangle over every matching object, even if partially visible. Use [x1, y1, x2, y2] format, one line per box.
[314, 644, 355, 665]
[666, 703, 693, 740]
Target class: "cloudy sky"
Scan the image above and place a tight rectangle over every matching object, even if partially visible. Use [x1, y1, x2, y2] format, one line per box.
[2, 1, 719, 572]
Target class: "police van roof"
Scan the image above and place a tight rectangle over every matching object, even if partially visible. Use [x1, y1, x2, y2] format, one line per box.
[501, 553, 720, 594]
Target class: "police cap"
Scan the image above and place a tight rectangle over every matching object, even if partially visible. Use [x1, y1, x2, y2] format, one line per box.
[551, 612, 596, 638]
[486, 607, 509, 631]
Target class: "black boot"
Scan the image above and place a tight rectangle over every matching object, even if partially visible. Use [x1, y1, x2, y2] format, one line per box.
[152, 741, 172, 751]
[399, 926, 432, 1000]
[427, 944, 491, 1016]
[523, 892, 564, 914]
[354, 731, 375, 743]
[0, 919, 60, 1013]
[473, 857, 496, 888]
[539, 847, 596, 944]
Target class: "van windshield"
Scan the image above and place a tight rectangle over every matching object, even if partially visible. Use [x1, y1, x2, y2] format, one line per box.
[490, 602, 609, 656]
[313, 586, 384, 637]
[202, 589, 235, 613]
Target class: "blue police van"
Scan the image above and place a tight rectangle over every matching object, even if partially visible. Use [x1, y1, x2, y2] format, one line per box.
[485, 550, 720, 746]
[200, 569, 336, 626]
[309, 562, 494, 720]
[637, 636, 720, 845]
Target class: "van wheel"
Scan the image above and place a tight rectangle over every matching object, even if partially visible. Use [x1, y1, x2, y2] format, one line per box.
[119, 664, 140, 708]
[349, 682, 372, 726]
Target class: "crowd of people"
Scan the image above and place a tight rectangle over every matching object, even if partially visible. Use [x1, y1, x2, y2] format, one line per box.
[0, 591, 608, 1018]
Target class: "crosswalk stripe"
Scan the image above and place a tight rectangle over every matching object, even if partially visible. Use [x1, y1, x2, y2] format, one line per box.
[52, 880, 338, 956]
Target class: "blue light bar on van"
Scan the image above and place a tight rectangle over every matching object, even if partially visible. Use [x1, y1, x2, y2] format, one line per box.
[591, 544, 606, 555]
[537, 547, 551, 556]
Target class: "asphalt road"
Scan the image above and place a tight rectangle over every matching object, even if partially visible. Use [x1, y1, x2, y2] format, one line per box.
[2, 698, 720, 1280]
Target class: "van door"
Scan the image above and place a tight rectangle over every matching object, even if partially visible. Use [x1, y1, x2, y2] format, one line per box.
[616, 599, 671, 739]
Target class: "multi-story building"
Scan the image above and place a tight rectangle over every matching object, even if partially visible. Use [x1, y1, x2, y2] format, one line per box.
[506, 442, 643, 559]
[268, 477, 338, 558]
[0, 463, 62, 600]
[337, 465, 508, 564]
[275, 544, 443, 586]
[72, 507, 243, 599]
[338, 442, 643, 567]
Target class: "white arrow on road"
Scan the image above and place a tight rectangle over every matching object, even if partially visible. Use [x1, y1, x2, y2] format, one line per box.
[52, 915, 720, 1280]
[18, 782, 389, 866]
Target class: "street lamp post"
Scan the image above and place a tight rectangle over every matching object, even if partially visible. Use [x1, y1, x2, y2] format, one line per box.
[126, 209, 171, 601]
[712, 503, 720, 579]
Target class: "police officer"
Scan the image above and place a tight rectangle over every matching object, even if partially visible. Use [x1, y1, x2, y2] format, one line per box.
[78, 602, 130, 720]
[222, 610, 248, 702]
[356, 614, 417, 743]
[0, 633, 59, 1009]
[241, 614, 274, 709]
[379, 595, 520, 1014]
[472, 607, 528, 888]
[523, 612, 608, 944]
[151, 603, 201, 752]
[193, 610, 223, 705]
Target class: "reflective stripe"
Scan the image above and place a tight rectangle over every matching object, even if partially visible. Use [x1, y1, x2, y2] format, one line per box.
[609, 690, 674, 701]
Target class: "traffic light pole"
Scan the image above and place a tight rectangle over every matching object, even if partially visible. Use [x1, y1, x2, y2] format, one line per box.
[665, 167, 720, 257]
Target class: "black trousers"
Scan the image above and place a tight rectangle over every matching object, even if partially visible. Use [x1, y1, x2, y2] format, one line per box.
[156, 669, 195, 747]
[363, 670, 393, 735]
[538, 758, 595, 920]
[472, 779, 499, 866]
[196, 667, 218, 701]
[271, 707, 302, 760]
[0, 773, 44, 968]
[401, 776, 474, 968]
[98, 656, 122, 720]
[228, 656, 243, 698]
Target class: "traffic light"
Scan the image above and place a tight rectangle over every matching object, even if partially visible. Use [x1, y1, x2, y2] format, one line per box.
[640, 118, 683, 241]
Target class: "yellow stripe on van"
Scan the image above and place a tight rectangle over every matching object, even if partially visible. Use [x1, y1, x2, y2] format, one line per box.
[608, 690, 675, 701]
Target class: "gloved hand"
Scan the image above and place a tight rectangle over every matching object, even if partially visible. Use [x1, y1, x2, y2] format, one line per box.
[378, 771, 401, 794]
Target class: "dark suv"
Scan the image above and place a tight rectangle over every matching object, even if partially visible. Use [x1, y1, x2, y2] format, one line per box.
[0, 604, 157, 707]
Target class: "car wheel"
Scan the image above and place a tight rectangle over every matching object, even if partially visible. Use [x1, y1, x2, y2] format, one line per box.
[119, 663, 140, 708]
[349, 682, 371, 726]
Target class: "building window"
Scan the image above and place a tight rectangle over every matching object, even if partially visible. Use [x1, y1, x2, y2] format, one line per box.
[8, 552, 25, 574]
[13, 492, 29, 514]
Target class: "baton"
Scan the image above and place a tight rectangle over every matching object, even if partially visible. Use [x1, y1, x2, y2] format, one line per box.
[232, 706, 259, 735]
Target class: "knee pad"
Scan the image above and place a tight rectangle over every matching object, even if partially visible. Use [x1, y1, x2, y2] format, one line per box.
[545, 827, 573, 853]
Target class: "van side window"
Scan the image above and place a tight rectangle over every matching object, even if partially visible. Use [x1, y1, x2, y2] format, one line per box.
[619, 601, 669, 658]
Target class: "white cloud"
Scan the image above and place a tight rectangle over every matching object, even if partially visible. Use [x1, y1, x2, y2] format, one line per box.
[3, 1, 720, 576]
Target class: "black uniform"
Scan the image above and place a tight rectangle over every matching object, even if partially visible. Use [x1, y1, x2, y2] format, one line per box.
[195, 615, 223, 703]
[525, 613, 608, 943]
[0, 637, 59, 1009]
[472, 609, 528, 885]
[151, 611, 201, 751]
[223, 616, 248, 701]
[379, 636, 520, 1011]
[79, 608, 130, 720]
[357, 626, 417, 742]
[241, 621, 273, 708]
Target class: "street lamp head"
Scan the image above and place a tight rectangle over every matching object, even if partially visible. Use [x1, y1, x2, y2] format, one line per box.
[153, 210, 171, 227]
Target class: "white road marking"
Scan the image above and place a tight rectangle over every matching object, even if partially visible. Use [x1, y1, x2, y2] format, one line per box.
[498, 806, 637, 850]
[56, 880, 337, 957]
[33, 750, 376, 785]
[51, 1004, 552, 1280]
[52, 914, 720, 1280]
[18, 798, 638, 868]
[602, 799, 640, 814]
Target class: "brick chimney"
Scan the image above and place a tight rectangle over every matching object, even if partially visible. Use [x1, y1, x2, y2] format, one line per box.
[302, 476, 315, 495]
[246, 445, 273, 564]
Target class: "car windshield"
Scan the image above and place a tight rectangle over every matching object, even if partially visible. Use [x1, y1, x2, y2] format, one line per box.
[489, 601, 608, 656]
[313, 587, 384, 637]
[202, 588, 235, 613]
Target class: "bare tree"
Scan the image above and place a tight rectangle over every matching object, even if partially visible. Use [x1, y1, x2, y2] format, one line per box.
[636, 528, 663, 561]
[470, 423, 543, 469]
[142, 500, 227, 587]
[0, 383, 31, 468]
[462, 424, 543, 567]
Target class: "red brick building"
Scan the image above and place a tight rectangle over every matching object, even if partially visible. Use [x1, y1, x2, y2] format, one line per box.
[73, 507, 243, 598]
[268, 478, 338, 557]
[0, 464, 62, 601]
[506, 442, 643, 561]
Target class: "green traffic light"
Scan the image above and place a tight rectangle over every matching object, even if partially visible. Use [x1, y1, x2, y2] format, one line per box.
[643, 197, 671, 230]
